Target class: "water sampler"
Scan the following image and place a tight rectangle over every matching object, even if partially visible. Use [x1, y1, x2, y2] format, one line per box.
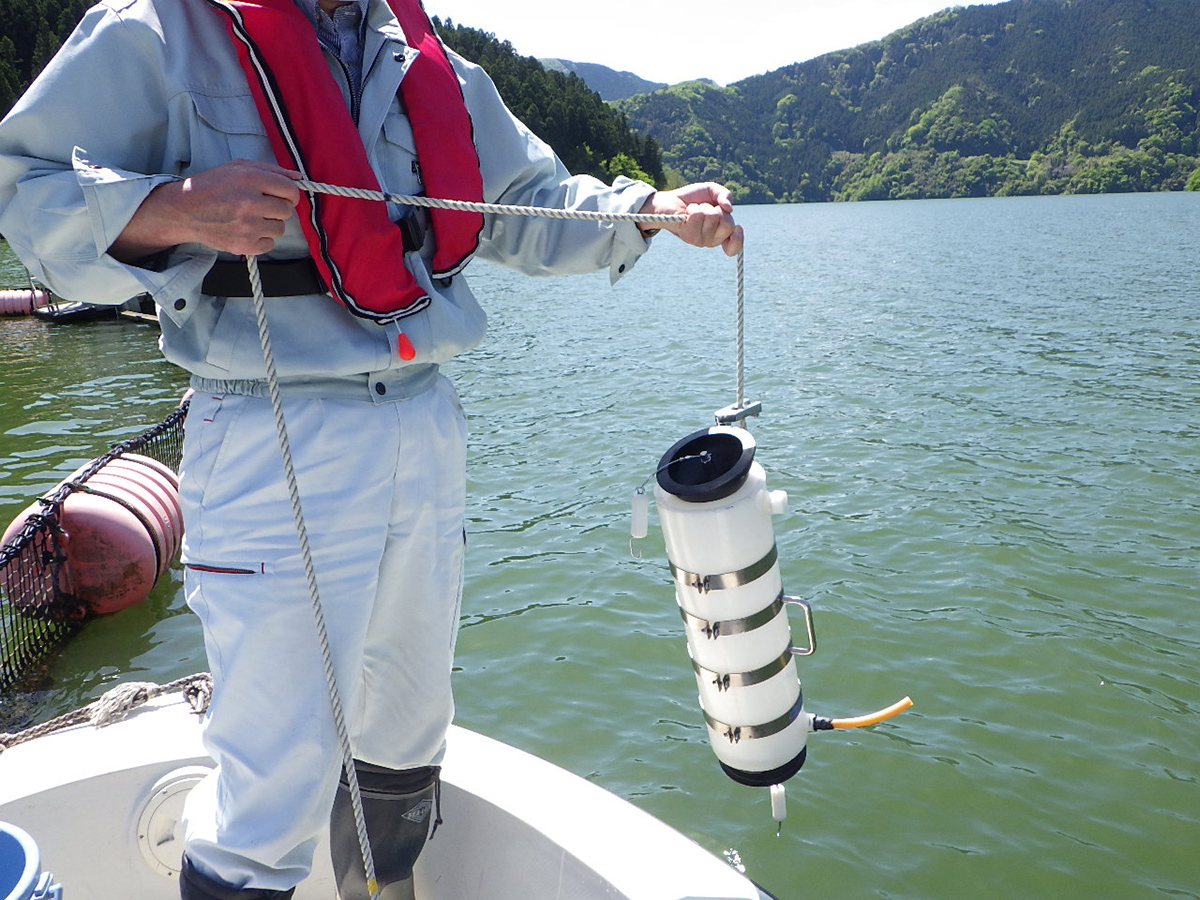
[630, 258, 911, 828]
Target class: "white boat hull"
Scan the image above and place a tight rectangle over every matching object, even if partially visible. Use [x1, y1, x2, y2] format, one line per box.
[0, 692, 773, 899]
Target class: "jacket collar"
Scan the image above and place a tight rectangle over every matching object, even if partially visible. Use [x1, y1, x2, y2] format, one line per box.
[357, 0, 416, 145]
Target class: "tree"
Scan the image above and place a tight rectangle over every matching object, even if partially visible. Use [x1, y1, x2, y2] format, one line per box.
[436, 20, 665, 186]
[602, 152, 652, 184]
[619, 0, 1200, 201]
[0, 37, 20, 114]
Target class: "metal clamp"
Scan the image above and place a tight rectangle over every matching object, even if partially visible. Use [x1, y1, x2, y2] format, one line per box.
[680, 593, 784, 640]
[703, 693, 805, 743]
[670, 544, 777, 594]
[714, 400, 763, 425]
[692, 648, 793, 692]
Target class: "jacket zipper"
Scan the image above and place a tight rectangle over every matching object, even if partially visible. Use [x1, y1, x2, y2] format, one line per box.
[333, 54, 362, 124]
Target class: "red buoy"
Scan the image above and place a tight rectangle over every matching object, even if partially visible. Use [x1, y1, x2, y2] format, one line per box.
[87, 455, 183, 577]
[54, 490, 159, 615]
[79, 473, 174, 579]
[1, 452, 183, 616]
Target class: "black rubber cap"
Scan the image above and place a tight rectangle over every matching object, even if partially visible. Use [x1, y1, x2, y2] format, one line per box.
[719, 745, 808, 788]
[656, 427, 755, 503]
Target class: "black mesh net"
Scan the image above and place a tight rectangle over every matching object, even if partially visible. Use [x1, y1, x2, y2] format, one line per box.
[0, 403, 188, 693]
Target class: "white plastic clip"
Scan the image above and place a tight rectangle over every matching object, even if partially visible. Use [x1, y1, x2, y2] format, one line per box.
[770, 783, 787, 835]
[630, 487, 649, 557]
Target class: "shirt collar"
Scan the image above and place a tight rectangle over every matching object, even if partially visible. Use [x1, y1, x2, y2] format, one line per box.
[291, 0, 369, 30]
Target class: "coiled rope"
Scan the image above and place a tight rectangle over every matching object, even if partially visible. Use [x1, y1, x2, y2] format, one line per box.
[254, 180, 747, 899]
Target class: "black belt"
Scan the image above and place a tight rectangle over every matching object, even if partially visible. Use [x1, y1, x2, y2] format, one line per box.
[202, 257, 326, 298]
[201, 213, 428, 298]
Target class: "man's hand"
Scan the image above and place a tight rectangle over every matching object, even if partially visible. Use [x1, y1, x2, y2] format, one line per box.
[110, 159, 301, 262]
[637, 182, 744, 256]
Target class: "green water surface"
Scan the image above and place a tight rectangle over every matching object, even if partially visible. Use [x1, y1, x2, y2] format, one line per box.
[2, 193, 1197, 899]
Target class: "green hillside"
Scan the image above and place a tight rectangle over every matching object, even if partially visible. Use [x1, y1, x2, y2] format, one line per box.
[0, 3, 666, 188]
[0, 0, 92, 112]
[617, 0, 1200, 201]
[6, 0, 1200, 202]
[539, 59, 667, 102]
[436, 21, 665, 185]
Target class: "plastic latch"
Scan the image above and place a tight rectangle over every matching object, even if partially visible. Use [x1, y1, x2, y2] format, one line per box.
[630, 488, 649, 539]
[32, 872, 63, 900]
[770, 783, 787, 830]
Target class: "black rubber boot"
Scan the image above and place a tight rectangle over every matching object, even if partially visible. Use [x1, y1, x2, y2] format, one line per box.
[330, 762, 440, 900]
[179, 856, 296, 900]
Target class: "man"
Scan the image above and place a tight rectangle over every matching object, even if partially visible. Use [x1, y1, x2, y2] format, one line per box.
[0, 0, 742, 897]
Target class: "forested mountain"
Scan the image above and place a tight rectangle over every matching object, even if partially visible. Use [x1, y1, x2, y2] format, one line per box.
[6, 0, 1200, 202]
[0, 2, 665, 188]
[617, 0, 1200, 201]
[0, 0, 91, 112]
[538, 59, 667, 102]
[436, 22, 665, 185]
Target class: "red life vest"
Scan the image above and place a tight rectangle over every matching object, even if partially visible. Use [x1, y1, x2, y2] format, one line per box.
[206, 0, 485, 323]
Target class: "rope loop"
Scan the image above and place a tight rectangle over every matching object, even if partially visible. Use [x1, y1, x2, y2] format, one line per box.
[247, 181, 749, 899]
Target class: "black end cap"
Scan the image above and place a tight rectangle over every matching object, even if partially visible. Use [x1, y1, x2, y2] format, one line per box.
[718, 746, 807, 788]
[656, 427, 755, 503]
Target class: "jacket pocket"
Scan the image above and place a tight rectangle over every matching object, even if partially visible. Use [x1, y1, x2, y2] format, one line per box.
[376, 105, 423, 198]
[188, 90, 273, 163]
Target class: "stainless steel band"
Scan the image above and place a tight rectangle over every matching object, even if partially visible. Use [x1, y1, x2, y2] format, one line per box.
[669, 543, 778, 594]
[680, 593, 784, 640]
[692, 647, 793, 691]
[704, 694, 806, 743]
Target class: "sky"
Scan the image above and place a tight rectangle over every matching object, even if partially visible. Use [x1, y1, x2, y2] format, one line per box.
[426, 0, 1009, 87]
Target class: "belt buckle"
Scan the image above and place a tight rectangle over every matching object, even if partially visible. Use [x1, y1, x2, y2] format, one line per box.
[399, 210, 426, 253]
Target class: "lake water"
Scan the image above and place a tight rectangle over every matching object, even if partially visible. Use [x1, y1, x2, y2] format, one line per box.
[2, 192, 1198, 899]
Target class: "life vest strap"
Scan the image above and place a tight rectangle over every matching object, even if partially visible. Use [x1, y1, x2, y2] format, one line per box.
[207, 0, 480, 321]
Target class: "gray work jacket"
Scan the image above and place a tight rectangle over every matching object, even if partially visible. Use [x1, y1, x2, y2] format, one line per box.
[0, 0, 656, 385]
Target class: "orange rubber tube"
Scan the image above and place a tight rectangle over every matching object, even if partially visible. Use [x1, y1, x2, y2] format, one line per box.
[829, 696, 913, 729]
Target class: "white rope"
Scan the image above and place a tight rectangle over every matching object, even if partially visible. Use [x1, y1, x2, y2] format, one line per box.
[248, 183, 749, 900]
[247, 256, 381, 900]
[736, 250, 746, 409]
[295, 179, 749, 407]
[0, 674, 212, 752]
[296, 179, 689, 224]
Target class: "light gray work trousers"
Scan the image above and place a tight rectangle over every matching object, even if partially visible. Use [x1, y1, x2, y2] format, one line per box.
[178, 371, 467, 892]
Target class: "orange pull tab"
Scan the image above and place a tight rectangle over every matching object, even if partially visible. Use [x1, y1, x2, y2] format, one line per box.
[397, 332, 416, 361]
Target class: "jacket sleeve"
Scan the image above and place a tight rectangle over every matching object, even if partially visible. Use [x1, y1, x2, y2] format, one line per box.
[453, 53, 658, 283]
[0, 2, 214, 305]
